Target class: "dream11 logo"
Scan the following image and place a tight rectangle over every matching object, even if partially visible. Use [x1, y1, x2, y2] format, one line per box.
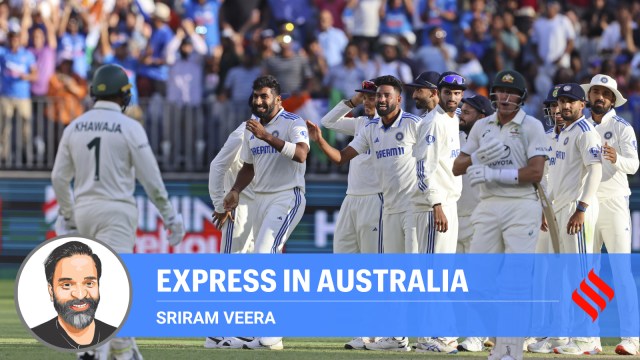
[43, 186, 222, 253]
[572, 269, 615, 321]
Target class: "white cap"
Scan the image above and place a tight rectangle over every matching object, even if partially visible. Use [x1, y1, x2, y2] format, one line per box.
[379, 35, 399, 47]
[580, 74, 627, 108]
[154, 3, 170, 22]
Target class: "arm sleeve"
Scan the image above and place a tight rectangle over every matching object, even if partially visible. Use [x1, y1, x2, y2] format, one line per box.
[289, 117, 311, 148]
[165, 35, 181, 65]
[209, 124, 245, 213]
[526, 119, 549, 160]
[320, 101, 357, 135]
[128, 123, 176, 222]
[239, 127, 254, 164]
[51, 128, 75, 219]
[347, 126, 370, 155]
[613, 125, 639, 174]
[424, 120, 446, 204]
[579, 163, 603, 205]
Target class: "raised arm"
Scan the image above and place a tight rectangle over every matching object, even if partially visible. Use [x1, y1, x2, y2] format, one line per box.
[306, 120, 359, 166]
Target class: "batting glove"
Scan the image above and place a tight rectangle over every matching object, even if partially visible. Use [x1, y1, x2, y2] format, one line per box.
[54, 214, 78, 235]
[471, 138, 508, 165]
[165, 214, 186, 246]
[468, 165, 519, 186]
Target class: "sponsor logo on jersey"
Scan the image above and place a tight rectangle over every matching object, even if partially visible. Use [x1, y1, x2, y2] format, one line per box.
[251, 145, 278, 155]
[556, 151, 566, 160]
[376, 147, 405, 159]
[451, 149, 460, 158]
[374, 137, 380, 143]
[509, 128, 520, 137]
[604, 131, 612, 140]
[74, 121, 122, 133]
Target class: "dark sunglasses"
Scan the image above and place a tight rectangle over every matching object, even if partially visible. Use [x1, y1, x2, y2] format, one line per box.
[362, 80, 377, 91]
[440, 74, 466, 86]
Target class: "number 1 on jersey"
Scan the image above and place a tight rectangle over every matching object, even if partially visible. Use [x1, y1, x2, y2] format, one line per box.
[87, 137, 101, 181]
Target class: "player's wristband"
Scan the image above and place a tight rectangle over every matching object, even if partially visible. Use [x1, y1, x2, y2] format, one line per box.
[230, 187, 241, 194]
[280, 141, 296, 159]
[345, 99, 355, 108]
[576, 203, 587, 212]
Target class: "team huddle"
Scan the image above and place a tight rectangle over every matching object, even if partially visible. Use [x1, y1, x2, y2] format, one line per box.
[47, 62, 638, 359]
[206, 70, 639, 358]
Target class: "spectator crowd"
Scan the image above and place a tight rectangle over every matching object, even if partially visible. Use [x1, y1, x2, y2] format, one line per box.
[0, 0, 639, 173]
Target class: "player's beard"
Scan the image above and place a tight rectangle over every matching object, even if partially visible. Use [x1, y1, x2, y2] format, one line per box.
[53, 293, 100, 330]
[414, 98, 428, 111]
[459, 119, 472, 133]
[252, 100, 276, 121]
[591, 100, 609, 115]
[376, 102, 396, 116]
[561, 108, 580, 123]
[441, 100, 459, 114]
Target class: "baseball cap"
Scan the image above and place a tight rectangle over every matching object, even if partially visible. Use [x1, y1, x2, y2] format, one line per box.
[543, 84, 562, 105]
[580, 74, 627, 107]
[154, 3, 170, 22]
[461, 95, 494, 116]
[406, 71, 440, 89]
[355, 79, 377, 94]
[556, 83, 586, 102]
[378, 35, 399, 47]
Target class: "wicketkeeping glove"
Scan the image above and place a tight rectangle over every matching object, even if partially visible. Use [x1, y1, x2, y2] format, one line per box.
[471, 138, 508, 165]
[166, 214, 186, 246]
[55, 215, 78, 235]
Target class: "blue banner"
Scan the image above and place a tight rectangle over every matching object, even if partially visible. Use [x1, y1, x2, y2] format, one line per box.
[118, 254, 640, 337]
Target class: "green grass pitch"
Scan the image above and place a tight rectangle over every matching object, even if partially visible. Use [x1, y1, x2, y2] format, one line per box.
[0, 279, 627, 359]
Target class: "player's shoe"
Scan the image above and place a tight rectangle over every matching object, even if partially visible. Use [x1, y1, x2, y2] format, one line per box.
[220, 337, 255, 349]
[242, 337, 283, 350]
[553, 338, 602, 355]
[364, 337, 410, 351]
[615, 337, 640, 355]
[523, 337, 538, 351]
[344, 337, 372, 350]
[415, 337, 458, 354]
[204, 337, 224, 348]
[458, 337, 486, 352]
[527, 337, 569, 353]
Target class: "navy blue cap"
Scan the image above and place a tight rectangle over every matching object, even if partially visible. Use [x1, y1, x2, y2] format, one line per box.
[461, 95, 494, 116]
[406, 71, 440, 89]
[556, 83, 586, 102]
[544, 84, 562, 105]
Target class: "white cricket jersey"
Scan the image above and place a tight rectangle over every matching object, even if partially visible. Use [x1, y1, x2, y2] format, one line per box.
[540, 128, 559, 195]
[548, 117, 602, 209]
[413, 104, 462, 210]
[240, 109, 309, 193]
[209, 122, 256, 213]
[461, 109, 548, 199]
[589, 110, 639, 198]
[349, 110, 422, 214]
[51, 101, 175, 222]
[458, 131, 480, 217]
[320, 100, 381, 196]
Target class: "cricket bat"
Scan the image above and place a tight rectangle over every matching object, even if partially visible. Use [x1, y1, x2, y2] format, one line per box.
[534, 183, 560, 254]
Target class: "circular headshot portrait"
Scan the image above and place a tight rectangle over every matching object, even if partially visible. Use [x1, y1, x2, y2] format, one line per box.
[15, 236, 132, 351]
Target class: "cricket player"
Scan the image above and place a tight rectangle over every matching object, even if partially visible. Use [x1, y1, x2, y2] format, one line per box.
[406, 71, 441, 117]
[452, 70, 548, 360]
[223, 75, 309, 350]
[322, 80, 383, 256]
[308, 75, 422, 352]
[412, 71, 467, 354]
[535, 84, 565, 254]
[455, 95, 495, 354]
[320, 80, 382, 350]
[51, 64, 185, 360]
[582, 74, 639, 355]
[208, 120, 255, 254]
[545, 83, 602, 355]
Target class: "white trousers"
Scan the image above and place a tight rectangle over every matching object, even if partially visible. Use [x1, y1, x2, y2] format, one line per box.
[252, 188, 306, 254]
[382, 211, 417, 253]
[333, 193, 384, 254]
[75, 201, 138, 254]
[220, 196, 254, 254]
[415, 202, 458, 254]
